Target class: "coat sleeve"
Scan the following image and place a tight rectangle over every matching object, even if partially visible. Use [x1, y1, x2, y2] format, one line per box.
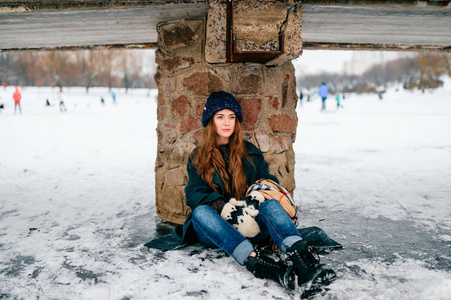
[184, 157, 225, 210]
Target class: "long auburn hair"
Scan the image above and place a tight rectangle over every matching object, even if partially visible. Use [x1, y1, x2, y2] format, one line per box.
[193, 118, 249, 200]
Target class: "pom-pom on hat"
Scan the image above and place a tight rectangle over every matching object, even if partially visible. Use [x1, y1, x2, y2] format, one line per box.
[202, 91, 243, 127]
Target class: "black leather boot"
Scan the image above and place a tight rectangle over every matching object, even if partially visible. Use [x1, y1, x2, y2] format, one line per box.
[287, 240, 336, 287]
[245, 250, 296, 290]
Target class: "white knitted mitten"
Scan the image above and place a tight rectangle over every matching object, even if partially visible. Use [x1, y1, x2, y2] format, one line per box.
[220, 198, 261, 238]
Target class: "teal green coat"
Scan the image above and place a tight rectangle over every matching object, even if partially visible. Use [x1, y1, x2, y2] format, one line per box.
[144, 141, 278, 250]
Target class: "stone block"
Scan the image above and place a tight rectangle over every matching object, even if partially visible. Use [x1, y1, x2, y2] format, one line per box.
[157, 123, 178, 146]
[163, 56, 195, 73]
[180, 115, 201, 134]
[157, 105, 166, 121]
[165, 169, 188, 186]
[205, 0, 227, 63]
[286, 148, 295, 173]
[157, 92, 165, 106]
[164, 82, 175, 94]
[193, 130, 203, 144]
[270, 135, 292, 154]
[276, 135, 293, 151]
[282, 70, 296, 108]
[196, 102, 206, 116]
[237, 97, 262, 131]
[168, 141, 195, 165]
[265, 153, 296, 193]
[234, 73, 263, 95]
[266, 95, 280, 109]
[155, 49, 164, 66]
[155, 167, 166, 188]
[171, 95, 189, 117]
[269, 113, 297, 133]
[255, 131, 270, 152]
[233, 1, 286, 50]
[268, 3, 303, 65]
[154, 71, 162, 86]
[158, 20, 203, 54]
[157, 184, 189, 224]
[156, 153, 164, 168]
[164, 129, 177, 145]
[182, 72, 224, 95]
[205, 0, 302, 66]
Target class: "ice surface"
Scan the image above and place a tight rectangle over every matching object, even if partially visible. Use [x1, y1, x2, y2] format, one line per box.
[0, 81, 450, 299]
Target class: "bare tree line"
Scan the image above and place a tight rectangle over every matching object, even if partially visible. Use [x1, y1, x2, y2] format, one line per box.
[0, 49, 157, 92]
[2, 50, 449, 94]
[297, 52, 451, 93]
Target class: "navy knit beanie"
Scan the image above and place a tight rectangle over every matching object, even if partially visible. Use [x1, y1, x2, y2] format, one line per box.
[202, 91, 243, 127]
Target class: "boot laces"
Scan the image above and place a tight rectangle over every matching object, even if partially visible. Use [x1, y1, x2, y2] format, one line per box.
[290, 244, 320, 267]
[255, 250, 281, 269]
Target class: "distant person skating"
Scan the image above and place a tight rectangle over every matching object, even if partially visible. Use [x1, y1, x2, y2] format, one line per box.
[2, 81, 7, 90]
[100, 97, 105, 105]
[13, 86, 22, 114]
[299, 92, 303, 106]
[57, 89, 67, 112]
[314, 82, 329, 110]
[111, 91, 116, 104]
[335, 93, 344, 109]
[0, 96, 4, 113]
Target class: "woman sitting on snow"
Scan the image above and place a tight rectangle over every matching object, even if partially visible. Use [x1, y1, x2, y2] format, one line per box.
[145, 91, 335, 291]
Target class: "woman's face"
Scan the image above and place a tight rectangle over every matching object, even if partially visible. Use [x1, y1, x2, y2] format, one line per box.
[213, 109, 236, 145]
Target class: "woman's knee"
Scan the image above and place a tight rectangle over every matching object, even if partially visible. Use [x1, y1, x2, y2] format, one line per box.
[259, 199, 280, 210]
[192, 205, 215, 224]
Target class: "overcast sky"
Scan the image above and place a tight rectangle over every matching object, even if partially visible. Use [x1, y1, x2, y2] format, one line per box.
[294, 50, 353, 75]
[293, 50, 405, 76]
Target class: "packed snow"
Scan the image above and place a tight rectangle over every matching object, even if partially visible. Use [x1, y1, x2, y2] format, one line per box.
[0, 80, 450, 299]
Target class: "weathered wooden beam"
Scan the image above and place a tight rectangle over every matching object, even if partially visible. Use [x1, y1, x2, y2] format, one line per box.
[1, 1, 450, 52]
[2, 0, 449, 11]
[6, 42, 449, 53]
[0, 3, 208, 51]
[302, 42, 451, 52]
[302, 4, 451, 51]
[0, 0, 207, 11]
[301, 0, 450, 7]
[0, 42, 158, 52]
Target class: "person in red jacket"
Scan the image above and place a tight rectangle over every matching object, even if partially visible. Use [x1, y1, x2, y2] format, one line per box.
[13, 86, 22, 114]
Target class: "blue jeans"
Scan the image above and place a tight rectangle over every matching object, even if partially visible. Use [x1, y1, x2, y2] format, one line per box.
[192, 199, 302, 266]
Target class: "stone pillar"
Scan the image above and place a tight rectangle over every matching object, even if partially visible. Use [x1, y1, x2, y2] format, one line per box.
[155, 1, 302, 224]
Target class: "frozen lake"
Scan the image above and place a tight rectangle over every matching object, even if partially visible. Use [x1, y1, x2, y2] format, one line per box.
[0, 81, 450, 299]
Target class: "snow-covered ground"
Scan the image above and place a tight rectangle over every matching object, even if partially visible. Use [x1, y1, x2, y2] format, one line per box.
[0, 81, 450, 299]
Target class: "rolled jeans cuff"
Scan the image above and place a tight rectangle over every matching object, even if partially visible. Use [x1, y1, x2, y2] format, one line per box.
[281, 235, 303, 253]
[232, 240, 254, 266]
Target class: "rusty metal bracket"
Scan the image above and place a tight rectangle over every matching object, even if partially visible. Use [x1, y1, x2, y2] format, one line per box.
[226, 0, 284, 64]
